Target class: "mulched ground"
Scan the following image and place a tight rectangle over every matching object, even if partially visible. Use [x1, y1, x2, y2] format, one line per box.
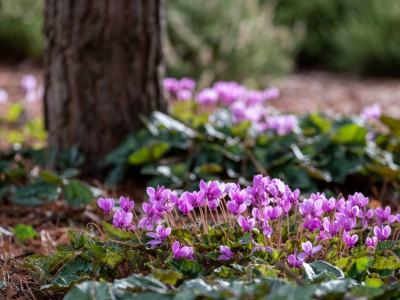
[1, 63, 400, 298]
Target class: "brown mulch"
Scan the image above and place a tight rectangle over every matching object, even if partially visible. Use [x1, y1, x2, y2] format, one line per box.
[274, 70, 400, 118]
[1, 63, 400, 298]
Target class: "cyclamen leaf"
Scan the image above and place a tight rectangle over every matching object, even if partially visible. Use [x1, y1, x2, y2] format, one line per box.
[169, 259, 205, 279]
[151, 269, 184, 285]
[64, 281, 111, 300]
[309, 261, 345, 279]
[40, 261, 92, 291]
[102, 222, 140, 242]
[86, 243, 123, 269]
[267, 284, 317, 300]
[64, 180, 93, 206]
[380, 115, 400, 137]
[40, 170, 63, 185]
[345, 256, 373, 281]
[12, 181, 59, 206]
[128, 142, 170, 165]
[335, 124, 367, 145]
[113, 274, 167, 294]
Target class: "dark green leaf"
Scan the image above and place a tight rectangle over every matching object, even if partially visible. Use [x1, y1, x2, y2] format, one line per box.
[169, 259, 205, 279]
[12, 181, 58, 206]
[40, 261, 92, 291]
[376, 240, 398, 251]
[64, 281, 111, 300]
[102, 222, 139, 242]
[113, 274, 167, 294]
[64, 180, 93, 206]
[381, 115, 400, 137]
[86, 243, 123, 269]
[40, 170, 62, 185]
[267, 284, 316, 300]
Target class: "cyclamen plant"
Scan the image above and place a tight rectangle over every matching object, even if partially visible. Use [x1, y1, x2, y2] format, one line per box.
[98, 174, 400, 269]
[163, 77, 298, 136]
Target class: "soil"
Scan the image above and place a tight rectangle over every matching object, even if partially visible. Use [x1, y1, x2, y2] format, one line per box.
[1, 63, 400, 298]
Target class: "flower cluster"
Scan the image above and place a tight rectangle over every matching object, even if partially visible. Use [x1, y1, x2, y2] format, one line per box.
[361, 103, 382, 120]
[0, 89, 8, 104]
[163, 77, 298, 136]
[21, 75, 44, 103]
[163, 77, 196, 101]
[99, 174, 398, 268]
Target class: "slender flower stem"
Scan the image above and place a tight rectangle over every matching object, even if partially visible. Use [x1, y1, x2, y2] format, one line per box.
[132, 228, 143, 245]
[207, 203, 230, 242]
[132, 210, 141, 225]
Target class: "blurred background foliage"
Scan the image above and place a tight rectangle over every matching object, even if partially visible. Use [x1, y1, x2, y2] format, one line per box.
[0, 0, 44, 61]
[1, 0, 400, 78]
[273, 0, 400, 76]
[165, 0, 301, 87]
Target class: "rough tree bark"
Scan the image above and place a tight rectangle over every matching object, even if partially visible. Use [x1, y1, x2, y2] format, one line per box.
[44, 0, 167, 169]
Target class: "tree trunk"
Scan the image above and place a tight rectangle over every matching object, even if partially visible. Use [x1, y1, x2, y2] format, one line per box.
[44, 0, 167, 170]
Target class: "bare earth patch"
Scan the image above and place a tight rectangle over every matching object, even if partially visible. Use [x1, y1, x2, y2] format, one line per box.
[275, 71, 400, 118]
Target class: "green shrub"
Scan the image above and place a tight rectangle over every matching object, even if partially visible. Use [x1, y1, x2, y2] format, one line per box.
[333, 0, 400, 76]
[274, 0, 400, 76]
[273, 0, 345, 67]
[0, 0, 45, 61]
[166, 0, 301, 87]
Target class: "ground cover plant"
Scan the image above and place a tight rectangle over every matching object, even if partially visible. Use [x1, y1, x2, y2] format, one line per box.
[106, 78, 400, 201]
[23, 175, 400, 298]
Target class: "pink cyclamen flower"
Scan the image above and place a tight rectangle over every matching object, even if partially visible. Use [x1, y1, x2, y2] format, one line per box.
[112, 208, 133, 229]
[195, 88, 219, 104]
[238, 216, 255, 232]
[287, 249, 307, 268]
[98, 198, 115, 213]
[301, 241, 322, 258]
[180, 191, 205, 208]
[218, 246, 234, 260]
[348, 192, 369, 208]
[358, 208, 374, 229]
[263, 206, 283, 221]
[0, 89, 8, 103]
[146, 225, 171, 248]
[361, 103, 381, 120]
[303, 215, 322, 232]
[226, 200, 247, 216]
[375, 206, 396, 224]
[264, 87, 280, 100]
[322, 217, 341, 236]
[119, 196, 134, 212]
[178, 197, 193, 215]
[366, 236, 378, 248]
[179, 77, 196, 90]
[21, 75, 37, 92]
[163, 78, 180, 93]
[177, 89, 192, 101]
[373, 225, 391, 241]
[343, 231, 358, 248]
[172, 242, 194, 260]
[213, 81, 246, 104]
